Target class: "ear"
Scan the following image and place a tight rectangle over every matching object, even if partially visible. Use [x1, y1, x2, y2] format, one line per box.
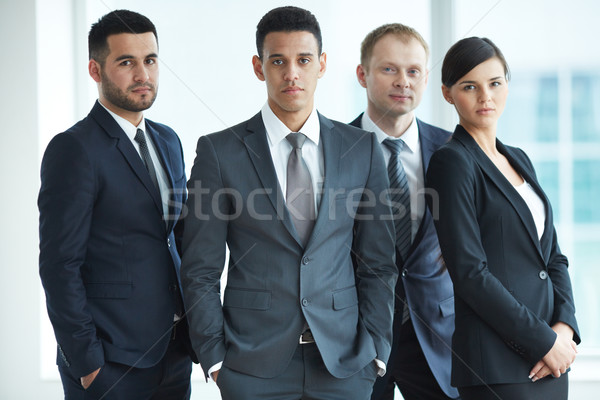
[252, 55, 265, 81]
[356, 64, 367, 88]
[317, 52, 327, 78]
[88, 59, 102, 83]
[423, 68, 429, 87]
[441, 85, 453, 104]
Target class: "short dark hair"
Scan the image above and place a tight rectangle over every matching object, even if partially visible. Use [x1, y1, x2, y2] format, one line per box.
[441, 37, 510, 87]
[88, 9, 157, 65]
[256, 6, 322, 58]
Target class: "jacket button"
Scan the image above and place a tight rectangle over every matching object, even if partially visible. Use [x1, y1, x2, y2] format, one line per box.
[302, 256, 310, 265]
[401, 268, 408, 277]
[539, 270, 548, 280]
[302, 298, 309, 307]
[169, 284, 177, 293]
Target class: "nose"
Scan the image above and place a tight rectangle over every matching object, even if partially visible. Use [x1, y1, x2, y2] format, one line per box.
[134, 63, 150, 83]
[479, 87, 492, 103]
[393, 71, 409, 88]
[283, 64, 300, 82]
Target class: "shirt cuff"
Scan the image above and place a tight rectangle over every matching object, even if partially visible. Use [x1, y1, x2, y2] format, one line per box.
[208, 361, 223, 382]
[374, 358, 386, 377]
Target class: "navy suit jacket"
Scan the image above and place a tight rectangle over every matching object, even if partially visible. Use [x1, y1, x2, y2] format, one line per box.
[426, 125, 580, 387]
[351, 114, 458, 398]
[39, 101, 192, 378]
[181, 111, 398, 379]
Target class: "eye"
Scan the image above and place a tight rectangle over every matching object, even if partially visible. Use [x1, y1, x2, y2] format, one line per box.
[408, 69, 420, 75]
[383, 67, 396, 73]
[299, 58, 310, 64]
[463, 84, 476, 91]
[272, 59, 284, 66]
[491, 81, 501, 87]
[145, 58, 157, 65]
[120, 60, 132, 66]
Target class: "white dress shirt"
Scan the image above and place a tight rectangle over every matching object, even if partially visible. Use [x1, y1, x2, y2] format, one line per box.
[261, 102, 324, 213]
[361, 113, 425, 241]
[514, 181, 546, 240]
[99, 101, 170, 218]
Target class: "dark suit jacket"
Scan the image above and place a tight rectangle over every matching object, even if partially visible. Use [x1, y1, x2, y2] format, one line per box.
[39, 101, 191, 379]
[351, 114, 458, 398]
[426, 125, 581, 387]
[181, 111, 398, 379]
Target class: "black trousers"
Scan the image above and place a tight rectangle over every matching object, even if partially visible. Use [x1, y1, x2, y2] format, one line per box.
[371, 318, 456, 400]
[217, 342, 379, 400]
[459, 374, 568, 400]
[58, 324, 192, 400]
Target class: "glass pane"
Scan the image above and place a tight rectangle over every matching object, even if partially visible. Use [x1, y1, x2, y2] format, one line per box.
[573, 160, 600, 223]
[572, 73, 600, 142]
[500, 74, 558, 142]
[572, 240, 600, 347]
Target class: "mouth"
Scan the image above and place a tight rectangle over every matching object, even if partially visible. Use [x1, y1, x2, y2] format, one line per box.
[476, 108, 495, 114]
[130, 85, 154, 95]
[283, 86, 303, 95]
[389, 93, 412, 102]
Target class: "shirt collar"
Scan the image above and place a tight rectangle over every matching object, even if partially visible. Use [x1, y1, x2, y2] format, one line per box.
[261, 102, 320, 148]
[99, 100, 146, 141]
[361, 112, 419, 153]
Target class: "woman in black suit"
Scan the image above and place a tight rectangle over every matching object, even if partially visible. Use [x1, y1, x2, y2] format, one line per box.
[426, 37, 580, 399]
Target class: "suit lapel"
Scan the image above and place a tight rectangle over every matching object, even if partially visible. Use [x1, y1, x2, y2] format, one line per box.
[243, 113, 302, 246]
[90, 101, 164, 219]
[304, 114, 338, 249]
[454, 126, 544, 259]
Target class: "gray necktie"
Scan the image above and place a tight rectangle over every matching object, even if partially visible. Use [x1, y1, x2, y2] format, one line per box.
[383, 138, 412, 260]
[134, 128, 160, 191]
[383, 138, 411, 324]
[286, 132, 315, 247]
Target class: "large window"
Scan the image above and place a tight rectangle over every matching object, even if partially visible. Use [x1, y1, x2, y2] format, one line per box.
[500, 70, 600, 348]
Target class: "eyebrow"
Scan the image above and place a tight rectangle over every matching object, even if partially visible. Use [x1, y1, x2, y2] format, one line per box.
[458, 76, 504, 85]
[114, 53, 158, 62]
[267, 52, 314, 59]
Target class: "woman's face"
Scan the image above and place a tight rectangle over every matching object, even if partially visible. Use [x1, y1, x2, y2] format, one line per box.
[442, 57, 508, 133]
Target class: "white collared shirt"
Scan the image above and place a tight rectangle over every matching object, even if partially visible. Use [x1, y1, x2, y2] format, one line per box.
[99, 101, 170, 218]
[361, 113, 425, 241]
[261, 102, 324, 214]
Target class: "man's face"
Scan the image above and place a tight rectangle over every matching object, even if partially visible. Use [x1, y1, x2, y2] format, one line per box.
[358, 35, 428, 121]
[95, 32, 159, 116]
[253, 31, 326, 125]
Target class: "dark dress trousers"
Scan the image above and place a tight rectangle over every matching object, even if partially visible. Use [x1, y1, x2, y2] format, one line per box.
[39, 101, 195, 398]
[351, 115, 459, 400]
[181, 112, 398, 394]
[426, 125, 580, 390]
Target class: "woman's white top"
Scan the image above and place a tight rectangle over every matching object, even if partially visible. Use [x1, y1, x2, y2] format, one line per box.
[514, 180, 546, 240]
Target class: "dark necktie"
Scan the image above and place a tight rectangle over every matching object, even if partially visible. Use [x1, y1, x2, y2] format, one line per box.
[286, 132, 315, 247]
[134, 128, 160, 191]
[383, 138, 411, 324]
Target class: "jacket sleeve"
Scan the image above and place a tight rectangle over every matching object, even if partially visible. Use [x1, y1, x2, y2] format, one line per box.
[38, 133, 104, 378]
[353, 133, 398, 365]
[426, 146, 557, 364]
[180, 135, 228, 376]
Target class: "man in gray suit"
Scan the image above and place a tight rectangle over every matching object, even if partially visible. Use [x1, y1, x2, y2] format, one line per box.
[181, 6, 397, 400]
[351, 24, 458, 400]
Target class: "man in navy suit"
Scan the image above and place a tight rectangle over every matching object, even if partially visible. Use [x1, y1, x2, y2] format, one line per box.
[181, 6, 397, 400]
[351, 23, 459, 400]
[39, 10, 194, 399]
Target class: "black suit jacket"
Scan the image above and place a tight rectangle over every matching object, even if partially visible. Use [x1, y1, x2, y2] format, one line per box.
[351, 114, 458, 398]
[39, 101, 193, 378]
[181, 111, 397, 379]
[426, 125, 580, 387]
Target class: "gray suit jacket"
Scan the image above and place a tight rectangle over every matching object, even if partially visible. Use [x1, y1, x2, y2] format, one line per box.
[181, 111, 397, 379]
